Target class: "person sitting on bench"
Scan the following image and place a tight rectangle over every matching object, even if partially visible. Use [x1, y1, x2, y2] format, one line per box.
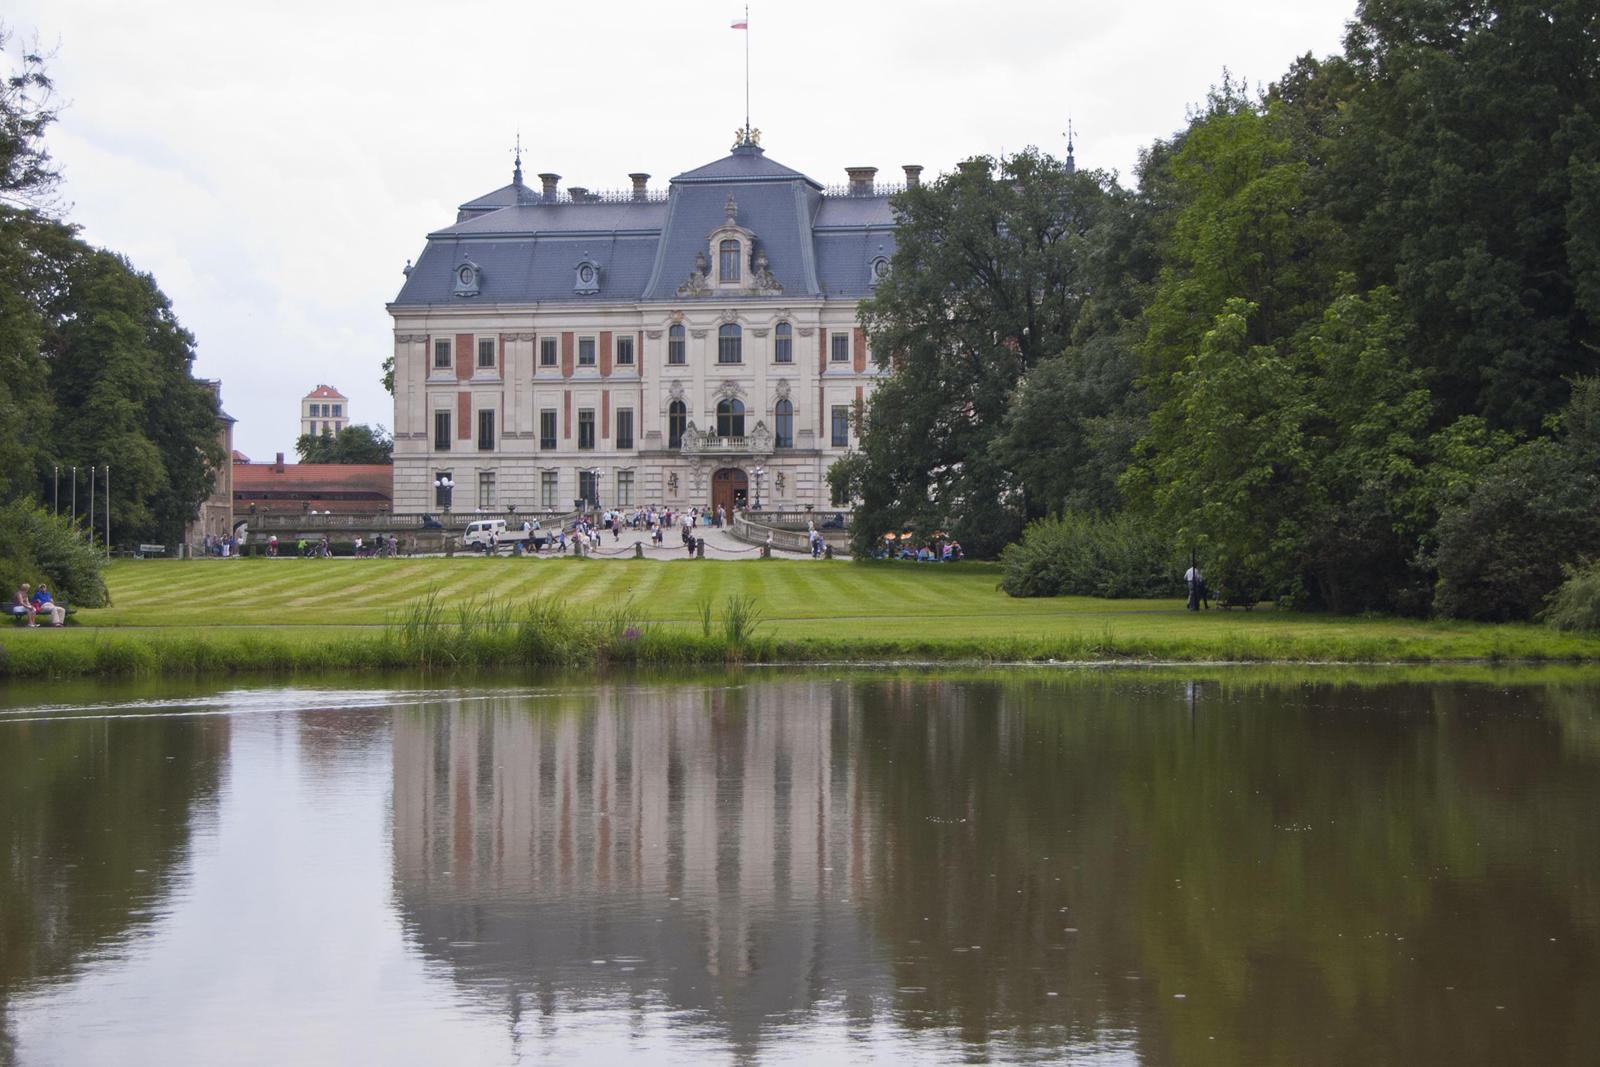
[11, 584, 37, 626]
[31, 583, 66, 627]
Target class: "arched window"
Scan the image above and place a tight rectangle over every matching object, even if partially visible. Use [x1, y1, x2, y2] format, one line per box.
[774, 398, 793, 448]
[774, 321, 792, 363]
[716, 398, 745, 438]
[719, 239, 742, 282]
[668, 400, 687, 448]
[718, 323, 742, 364]
[668, 324, 686, 365]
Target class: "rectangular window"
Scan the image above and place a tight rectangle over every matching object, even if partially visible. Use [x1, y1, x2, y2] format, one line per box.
[774, 331, 792, 363]
[616, 336, 634, 366]
[831, 405, 849, 447]
[831, 334, 850, 362]
[718, 328, 742, 364]
[478, 471, 496, 510]
[578, 337, 596, 366]
[332, 404, 342, 417]
[539, 409, 557, 450]
[434, 411, 451, 451]
[540, 337, 558, 367]
[478, 409, 495, 451]
[616, 408, 634, 450]
[616, 470, 634, 506]
[579, 469, 599, 507]
[477, 338, 496, 369]
[578, 408, 595, 450]
[668, 330, 686, 365]
[434, 339, 451, 370]
[540, 470, 558, 508]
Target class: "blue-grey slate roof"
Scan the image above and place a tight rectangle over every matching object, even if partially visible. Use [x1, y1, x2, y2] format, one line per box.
[391, 144, 898, 308]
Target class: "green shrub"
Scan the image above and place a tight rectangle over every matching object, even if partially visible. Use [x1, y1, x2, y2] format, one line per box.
[1543, 560, 1600, 633]
[0, 500, 109, 607]
[1434, 439, 1600, 621]
[999, 511, 1183, 599]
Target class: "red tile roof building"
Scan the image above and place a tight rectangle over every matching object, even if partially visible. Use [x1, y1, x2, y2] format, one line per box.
[234, 454, 393, 515]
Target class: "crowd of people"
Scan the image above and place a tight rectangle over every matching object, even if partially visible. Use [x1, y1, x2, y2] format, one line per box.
[873, 537, 965, 562]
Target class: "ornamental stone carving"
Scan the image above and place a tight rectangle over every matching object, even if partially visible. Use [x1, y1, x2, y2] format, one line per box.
[751, 328, 769, 338]
[690, 329, 708, 339]
[773, 378, 791, 401]
[798, 327, 815, 337]
[749, 420, 772, 451]
[645, 329, 664, 339]
[716, 379, 748, 400]
[668, 379, 686, 401]
[677, 253, 711, 297]
[720, 308, 739, 324]
[396, 333, 429, 343]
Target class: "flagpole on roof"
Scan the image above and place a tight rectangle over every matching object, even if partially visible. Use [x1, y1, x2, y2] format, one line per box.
[744, 4, 751, 136]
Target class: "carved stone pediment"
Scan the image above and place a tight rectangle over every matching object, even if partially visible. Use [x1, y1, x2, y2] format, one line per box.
[716, 379, 747, 401]
[773, 378, 791, 401]
[720, 308, 739, 324]
[667, 379, 686, 401]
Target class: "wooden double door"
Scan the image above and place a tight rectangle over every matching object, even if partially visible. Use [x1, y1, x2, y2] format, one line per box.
[711, 468, 748, 517]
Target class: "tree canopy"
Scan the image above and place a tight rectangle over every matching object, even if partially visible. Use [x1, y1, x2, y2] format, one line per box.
[295, 424, 393, 465]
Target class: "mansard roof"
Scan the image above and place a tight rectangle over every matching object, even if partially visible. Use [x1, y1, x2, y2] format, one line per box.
[391, 141, 897, 308]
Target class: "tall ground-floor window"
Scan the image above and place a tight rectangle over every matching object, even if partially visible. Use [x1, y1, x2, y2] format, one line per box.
[579, 469, 600, 509]
[668, 400, 686, 448]
[616, 470, 634, 506]
[774, 399, 793, 448]
[477, 471, 496, 510]
[831, 405, 849, 447]
[540, 470, 558, 508]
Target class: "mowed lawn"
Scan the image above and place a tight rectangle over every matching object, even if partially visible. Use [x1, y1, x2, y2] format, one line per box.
[38, 557, 1600, 661]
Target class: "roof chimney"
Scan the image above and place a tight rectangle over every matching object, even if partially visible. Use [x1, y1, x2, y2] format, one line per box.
[902, 164, 923, 188]
[629, 172, 650, 201]
[845, 166, 878, 196]
[538, 172, 560, 202]
[274, 452, 285, 473]
[568, 186, 588, 203]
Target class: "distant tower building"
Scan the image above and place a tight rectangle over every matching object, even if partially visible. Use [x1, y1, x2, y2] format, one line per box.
[301, 385, 348, 438]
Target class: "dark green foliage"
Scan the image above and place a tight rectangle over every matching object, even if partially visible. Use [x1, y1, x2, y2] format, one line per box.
[295, 424, 393, 465]
[1543, 561, 1600, 633]
[1333, 0, 1600, 433]
[1434, 379, 1600, 621]
[842, 150, 1137, 558]
[999, 511, 1181, 599]
[0, 499, 108, 607]
[44, 249, 225, 544]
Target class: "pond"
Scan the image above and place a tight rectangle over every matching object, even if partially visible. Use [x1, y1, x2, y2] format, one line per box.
[1, 670, 1597, 1065]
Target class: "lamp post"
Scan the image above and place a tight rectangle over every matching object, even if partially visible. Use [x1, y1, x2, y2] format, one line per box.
[434, 474, 454, 514]
[751, 465, 765, 511]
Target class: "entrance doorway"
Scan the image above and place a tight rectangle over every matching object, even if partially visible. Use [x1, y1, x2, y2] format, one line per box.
[711, 468, 748, 517]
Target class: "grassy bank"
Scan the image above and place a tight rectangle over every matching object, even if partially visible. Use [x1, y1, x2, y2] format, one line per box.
[2, 557, 1598, 677]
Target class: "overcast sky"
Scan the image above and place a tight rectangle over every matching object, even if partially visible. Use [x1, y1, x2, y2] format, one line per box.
[11, 0, 1356, 460]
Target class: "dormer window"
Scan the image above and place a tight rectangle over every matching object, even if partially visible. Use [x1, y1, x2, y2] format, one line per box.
[453, 260, 482, 298]
[719, 239, 742, 283]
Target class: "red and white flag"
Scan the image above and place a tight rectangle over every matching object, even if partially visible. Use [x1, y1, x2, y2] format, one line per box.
[731, 16, 748, 29]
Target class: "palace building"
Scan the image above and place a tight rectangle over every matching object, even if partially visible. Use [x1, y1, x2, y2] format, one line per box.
[388, 133, 909, 516]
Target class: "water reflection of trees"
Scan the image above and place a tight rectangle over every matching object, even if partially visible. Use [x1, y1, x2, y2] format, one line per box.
[853, 676, 1600, 1065]
[0, 712, 228, 1055]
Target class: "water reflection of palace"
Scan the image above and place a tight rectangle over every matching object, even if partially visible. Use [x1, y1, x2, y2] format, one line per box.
[391, 682, 890, 1050]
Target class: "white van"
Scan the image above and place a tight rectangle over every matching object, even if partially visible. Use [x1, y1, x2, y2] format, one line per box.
[462, 519, 508, 548]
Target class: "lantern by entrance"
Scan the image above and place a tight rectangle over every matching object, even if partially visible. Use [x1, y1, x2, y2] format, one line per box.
[712, 468, 748, 515]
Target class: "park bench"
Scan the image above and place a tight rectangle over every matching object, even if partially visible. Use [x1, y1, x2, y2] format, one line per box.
[6, 599, 73, 626]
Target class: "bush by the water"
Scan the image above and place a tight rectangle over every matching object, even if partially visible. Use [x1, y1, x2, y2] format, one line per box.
[1544, 561, 1600, 634]
[1000, 511, 1181, 598]
[0, 501, 109, 608]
